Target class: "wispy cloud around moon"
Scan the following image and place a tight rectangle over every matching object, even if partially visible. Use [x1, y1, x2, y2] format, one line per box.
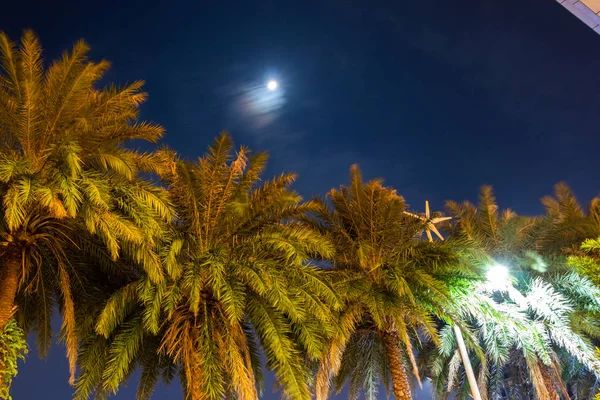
[228, 81, 286, 131]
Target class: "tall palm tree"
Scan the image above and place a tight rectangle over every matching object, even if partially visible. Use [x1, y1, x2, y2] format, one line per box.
[0, 31, 171, 381]
[438, 186, 600, 399]
[76, 133, 340, 400]
[312, 165, 479, 400]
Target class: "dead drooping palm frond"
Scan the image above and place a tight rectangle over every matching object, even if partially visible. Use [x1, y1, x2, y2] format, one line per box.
[75, 133, 340, 400]
[0, 30, 171, 383]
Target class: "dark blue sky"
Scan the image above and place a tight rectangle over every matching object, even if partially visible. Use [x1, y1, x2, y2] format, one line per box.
[3, 0, 600, 398]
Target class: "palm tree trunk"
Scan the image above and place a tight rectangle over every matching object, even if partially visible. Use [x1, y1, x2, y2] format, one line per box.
[539, 363, 560, 400]
[381, 330, 412, 400]
[0, 246, 20, 331]
[185, 361, 204, 400]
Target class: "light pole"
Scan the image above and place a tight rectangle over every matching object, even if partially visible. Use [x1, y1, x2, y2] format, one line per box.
[452, 323, 482, 400]
[453, 263, 510, 400]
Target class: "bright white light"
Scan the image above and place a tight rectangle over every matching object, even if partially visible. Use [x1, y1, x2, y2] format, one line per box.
[267, 80, 278, 91]
[486, 264, 509, 290]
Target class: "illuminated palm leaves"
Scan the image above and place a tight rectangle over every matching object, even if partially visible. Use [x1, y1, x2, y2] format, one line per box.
[436, 186, 600, 399]
[78, 133, 339, 400]
[0, 31, 171, 382]
[0, 319, 27, 400]
[432, 277, 600, 399]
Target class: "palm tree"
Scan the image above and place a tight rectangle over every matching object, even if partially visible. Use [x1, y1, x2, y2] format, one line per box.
[0, 31, 171, 381]
[437, 186, 600, 399]
[76, 133, 340, 400]
[311, 165, 479, 400]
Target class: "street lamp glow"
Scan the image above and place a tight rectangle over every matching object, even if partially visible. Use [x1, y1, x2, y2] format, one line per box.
[453, 263, 511, 400]
[267, 80, 278, 91]
[486, 264, 510, 290]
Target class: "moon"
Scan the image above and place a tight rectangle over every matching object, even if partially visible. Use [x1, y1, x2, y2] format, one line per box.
[267, 80, 278, 91]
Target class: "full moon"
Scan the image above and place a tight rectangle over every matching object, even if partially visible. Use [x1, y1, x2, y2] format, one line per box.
[267, 80, 278, 91]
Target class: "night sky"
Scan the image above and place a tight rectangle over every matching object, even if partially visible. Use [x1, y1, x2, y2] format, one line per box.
[3, 0, 600, 398]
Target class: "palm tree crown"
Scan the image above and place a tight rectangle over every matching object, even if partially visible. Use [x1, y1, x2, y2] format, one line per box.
[312, 165, 478, 400]
[77, 133, 340, 400]
[0, 31, 171, 381]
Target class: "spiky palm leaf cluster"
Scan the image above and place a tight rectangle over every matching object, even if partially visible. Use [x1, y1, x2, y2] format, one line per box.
[445, 186, 537, 262]
[434, 186, 600, 399]
[0, 31, 171, 383]
[569, 236, 600, 282]
[537, 182, 600, 256]
[76, 133, 340, 400]
[311, 165, 481, 400]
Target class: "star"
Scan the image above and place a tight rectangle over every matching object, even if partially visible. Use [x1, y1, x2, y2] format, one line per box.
[404, 200, 452, 242]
